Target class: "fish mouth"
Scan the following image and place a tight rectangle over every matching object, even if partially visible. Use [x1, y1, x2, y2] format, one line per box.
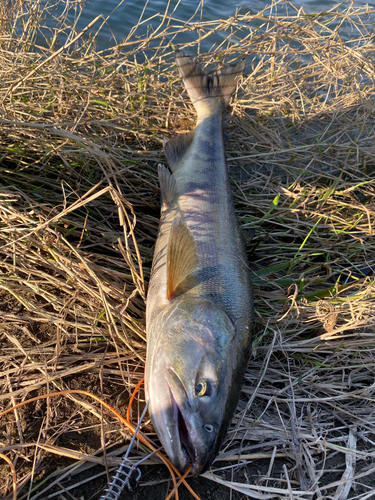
[148, 361, 211, 475]
[167, 367, 209, 475]
[169, 388, 197, 468]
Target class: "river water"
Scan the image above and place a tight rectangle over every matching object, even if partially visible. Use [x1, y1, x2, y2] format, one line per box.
[57, 0, 371, 51]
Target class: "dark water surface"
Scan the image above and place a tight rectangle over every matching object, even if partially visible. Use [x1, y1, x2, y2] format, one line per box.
[54, 0, 372, 51]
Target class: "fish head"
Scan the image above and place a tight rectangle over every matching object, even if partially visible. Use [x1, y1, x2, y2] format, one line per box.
[146, 297, 246, 475]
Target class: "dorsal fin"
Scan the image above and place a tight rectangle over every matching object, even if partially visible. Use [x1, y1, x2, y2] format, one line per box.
[158, 163, 177, 212]
[163, 130, 194, 171]
[167, 217, 198, 301]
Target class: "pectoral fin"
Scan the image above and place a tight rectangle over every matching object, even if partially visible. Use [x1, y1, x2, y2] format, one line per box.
[167, 217, 198, 300]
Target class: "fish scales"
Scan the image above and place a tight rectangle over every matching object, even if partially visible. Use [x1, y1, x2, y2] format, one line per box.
[145, 50, 253, 475]
[148, 103, 247, 327]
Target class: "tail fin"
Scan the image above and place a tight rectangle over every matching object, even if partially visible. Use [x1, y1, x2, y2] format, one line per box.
[175, 50, 245, 111]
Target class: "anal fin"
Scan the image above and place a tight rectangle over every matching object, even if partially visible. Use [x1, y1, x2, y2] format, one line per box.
[167, 217, 198, 301]
[158, 163, 177, 212]
[163, 130, 194, 171]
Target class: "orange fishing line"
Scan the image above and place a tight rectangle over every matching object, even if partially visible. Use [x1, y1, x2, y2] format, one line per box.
[126, 376, 144, 423]
[125, 376, 178, 499]
[0, 389, 202, 500]
[165, 465, 192, 500]
[0, 452, 17, 500]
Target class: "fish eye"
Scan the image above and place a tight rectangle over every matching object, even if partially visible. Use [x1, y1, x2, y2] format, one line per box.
[195, 380, 212, 398]
[195, 380, 207, 397]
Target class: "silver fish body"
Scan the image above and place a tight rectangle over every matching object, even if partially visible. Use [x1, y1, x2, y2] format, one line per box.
[145, 50, 253, 475]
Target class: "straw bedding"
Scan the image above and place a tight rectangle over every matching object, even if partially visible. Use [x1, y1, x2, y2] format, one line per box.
[1, 0, 375, 498]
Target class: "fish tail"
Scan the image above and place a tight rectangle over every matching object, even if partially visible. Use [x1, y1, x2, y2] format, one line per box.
[175, 50, 245, 111]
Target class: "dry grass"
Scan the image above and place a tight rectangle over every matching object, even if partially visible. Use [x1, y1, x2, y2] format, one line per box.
[1, 0, 375, 498]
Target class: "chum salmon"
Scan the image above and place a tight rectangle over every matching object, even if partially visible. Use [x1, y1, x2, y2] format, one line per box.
[145, 50, 253, 475]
